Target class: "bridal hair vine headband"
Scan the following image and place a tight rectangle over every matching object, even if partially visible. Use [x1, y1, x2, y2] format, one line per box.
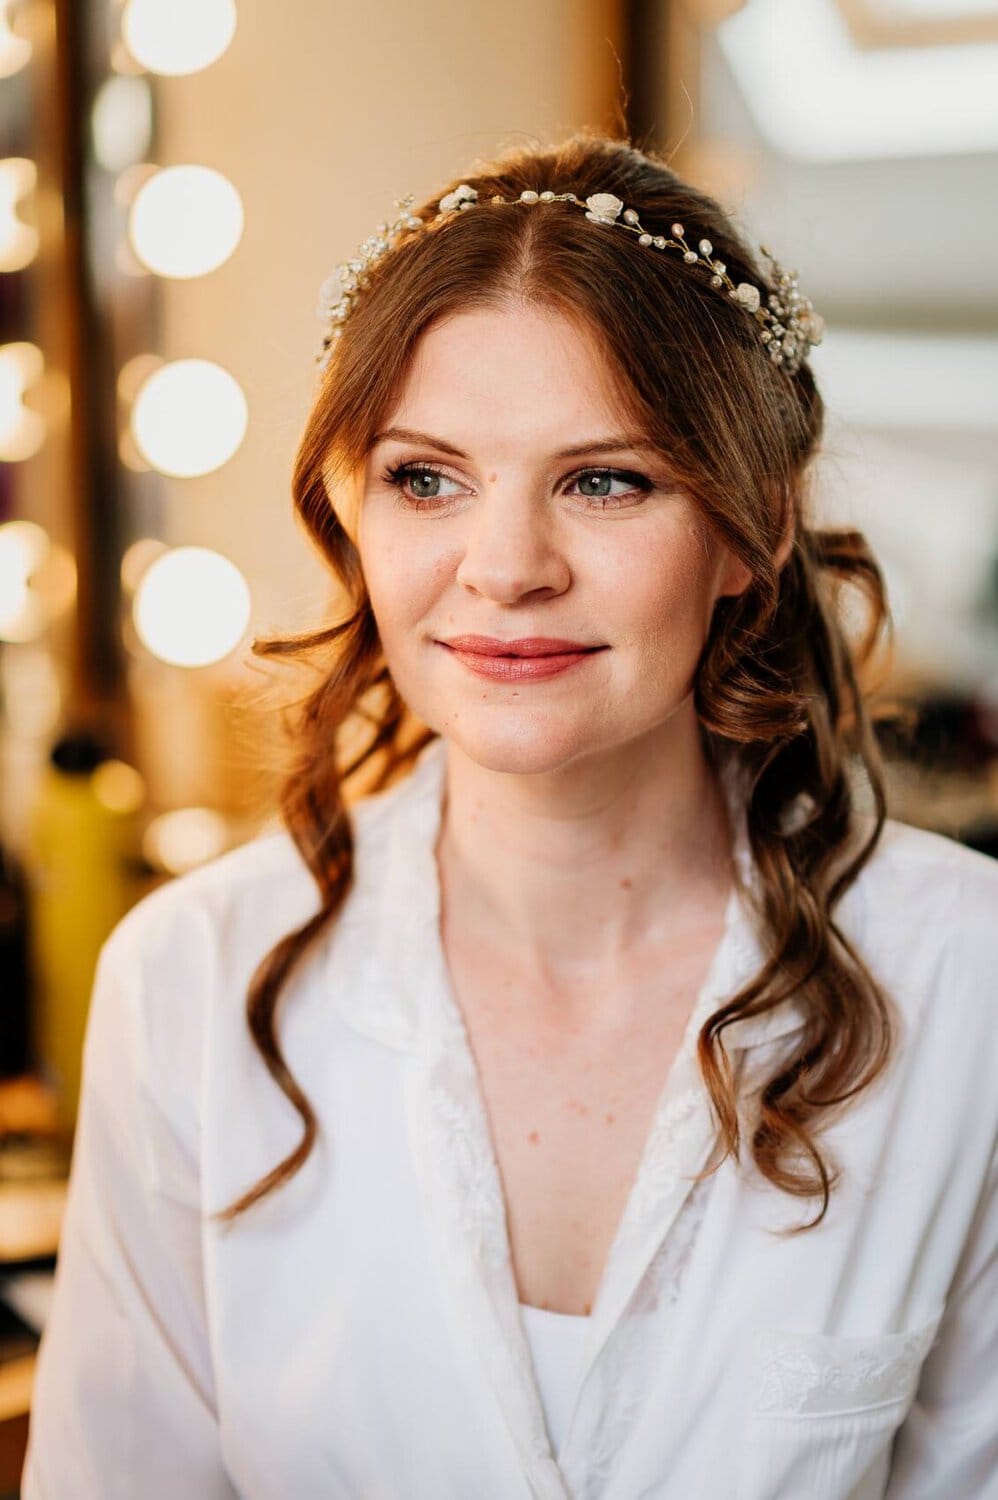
[316, 184, 825, 378]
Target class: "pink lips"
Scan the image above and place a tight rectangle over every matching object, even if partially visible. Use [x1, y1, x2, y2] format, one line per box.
[441, 635, 603, 655]
[437, 635, 607, 683]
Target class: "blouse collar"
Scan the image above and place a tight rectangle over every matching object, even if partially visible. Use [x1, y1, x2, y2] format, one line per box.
[331, 735, 809, 1058]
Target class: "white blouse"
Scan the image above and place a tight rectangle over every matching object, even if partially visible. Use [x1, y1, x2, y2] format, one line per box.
[21, 735, 998, 1499]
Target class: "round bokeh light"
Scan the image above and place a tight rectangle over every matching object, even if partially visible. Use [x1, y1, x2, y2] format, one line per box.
[130, 358, 247, 477]
[133, 545, 251, 668]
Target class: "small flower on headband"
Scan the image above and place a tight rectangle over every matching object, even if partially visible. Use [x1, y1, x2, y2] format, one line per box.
[438, 183, 478, 213]
[584, 193, 624, 226]
[733, 283, 761, 313]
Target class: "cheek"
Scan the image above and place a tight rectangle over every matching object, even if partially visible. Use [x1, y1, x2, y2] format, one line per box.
[359, 528, 450, 643]
[613, 528, 719, 646]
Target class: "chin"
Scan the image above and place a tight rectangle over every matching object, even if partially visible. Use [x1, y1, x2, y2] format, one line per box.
[435, 715, 617, 779]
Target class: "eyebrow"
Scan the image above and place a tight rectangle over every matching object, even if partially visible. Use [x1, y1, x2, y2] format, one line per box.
[369, 426, 659, 460]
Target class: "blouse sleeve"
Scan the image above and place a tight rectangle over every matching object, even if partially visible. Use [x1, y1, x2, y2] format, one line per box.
[20, 905, 240, 1499]
[886, 1137, 998, 1499]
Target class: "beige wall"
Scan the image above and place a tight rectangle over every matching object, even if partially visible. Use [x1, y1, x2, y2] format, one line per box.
[152, 1, 623, 635]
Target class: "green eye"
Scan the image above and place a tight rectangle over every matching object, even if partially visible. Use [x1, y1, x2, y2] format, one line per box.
[577, 473, 616, 498]
[383, 461, 461, 508]
[409, 470, 443, 499]
[567, 467, 653, 508]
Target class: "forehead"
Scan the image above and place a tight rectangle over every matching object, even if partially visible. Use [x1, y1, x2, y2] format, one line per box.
[380, 304, 637, 453]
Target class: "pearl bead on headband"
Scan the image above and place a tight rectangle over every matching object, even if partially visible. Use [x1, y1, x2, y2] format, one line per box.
[316, 184, 825, 378]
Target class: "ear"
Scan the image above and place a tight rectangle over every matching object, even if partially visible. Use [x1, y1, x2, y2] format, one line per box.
[716, 549, 753, 601]
[322, 459, 363, 546]
[774, 509, 796, 573]
[714, 506, 796, 602]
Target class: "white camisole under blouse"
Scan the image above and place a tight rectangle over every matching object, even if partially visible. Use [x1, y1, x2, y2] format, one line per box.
[518, 1302, 592, 1457]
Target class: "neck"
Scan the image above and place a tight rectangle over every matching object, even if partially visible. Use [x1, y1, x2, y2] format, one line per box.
[434, 708, 736, 982]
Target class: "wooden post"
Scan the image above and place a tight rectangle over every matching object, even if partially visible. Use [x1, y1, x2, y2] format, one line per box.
[50, 0, 126, 740]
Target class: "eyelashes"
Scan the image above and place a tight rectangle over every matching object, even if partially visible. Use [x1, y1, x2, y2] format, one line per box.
[381, 459, 459, 507]
[380, 459, 655, 512]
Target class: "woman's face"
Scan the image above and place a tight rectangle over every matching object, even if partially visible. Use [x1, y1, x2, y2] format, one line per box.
[355, 303, 752, 776]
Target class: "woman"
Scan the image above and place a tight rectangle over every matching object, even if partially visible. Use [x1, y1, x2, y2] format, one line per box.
[23, 132, 998, 1499]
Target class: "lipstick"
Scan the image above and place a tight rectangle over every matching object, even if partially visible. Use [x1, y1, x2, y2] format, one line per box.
[437, 636, 607, 682]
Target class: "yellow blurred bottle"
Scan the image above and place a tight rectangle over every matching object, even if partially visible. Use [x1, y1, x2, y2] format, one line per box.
[27, 733, 146, 1136]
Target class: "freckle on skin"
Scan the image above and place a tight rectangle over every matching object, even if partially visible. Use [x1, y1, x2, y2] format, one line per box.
[620, 876, 633, 891]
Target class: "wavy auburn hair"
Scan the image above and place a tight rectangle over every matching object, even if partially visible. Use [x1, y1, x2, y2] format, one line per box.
[212, 130, 898, 1231]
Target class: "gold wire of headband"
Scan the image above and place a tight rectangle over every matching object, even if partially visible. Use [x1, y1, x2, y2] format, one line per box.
[316, 184, 824, 378]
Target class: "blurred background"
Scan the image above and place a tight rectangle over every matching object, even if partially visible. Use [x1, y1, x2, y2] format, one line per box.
[0, 0, 996, 1484]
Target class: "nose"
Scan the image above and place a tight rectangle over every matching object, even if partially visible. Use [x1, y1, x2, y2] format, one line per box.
[454, 486, 570, 604]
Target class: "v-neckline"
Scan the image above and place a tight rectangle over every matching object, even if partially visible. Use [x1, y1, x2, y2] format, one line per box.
[428, 853, 745, 1314]
[398, 739, 769, 1489]
[430, 741, 758, 1304]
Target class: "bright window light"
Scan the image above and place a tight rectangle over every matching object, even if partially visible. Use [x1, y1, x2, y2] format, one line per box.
[871, 1, 998, 16]
[717, 0, 998, 159]
[810, 329, 998, 430]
